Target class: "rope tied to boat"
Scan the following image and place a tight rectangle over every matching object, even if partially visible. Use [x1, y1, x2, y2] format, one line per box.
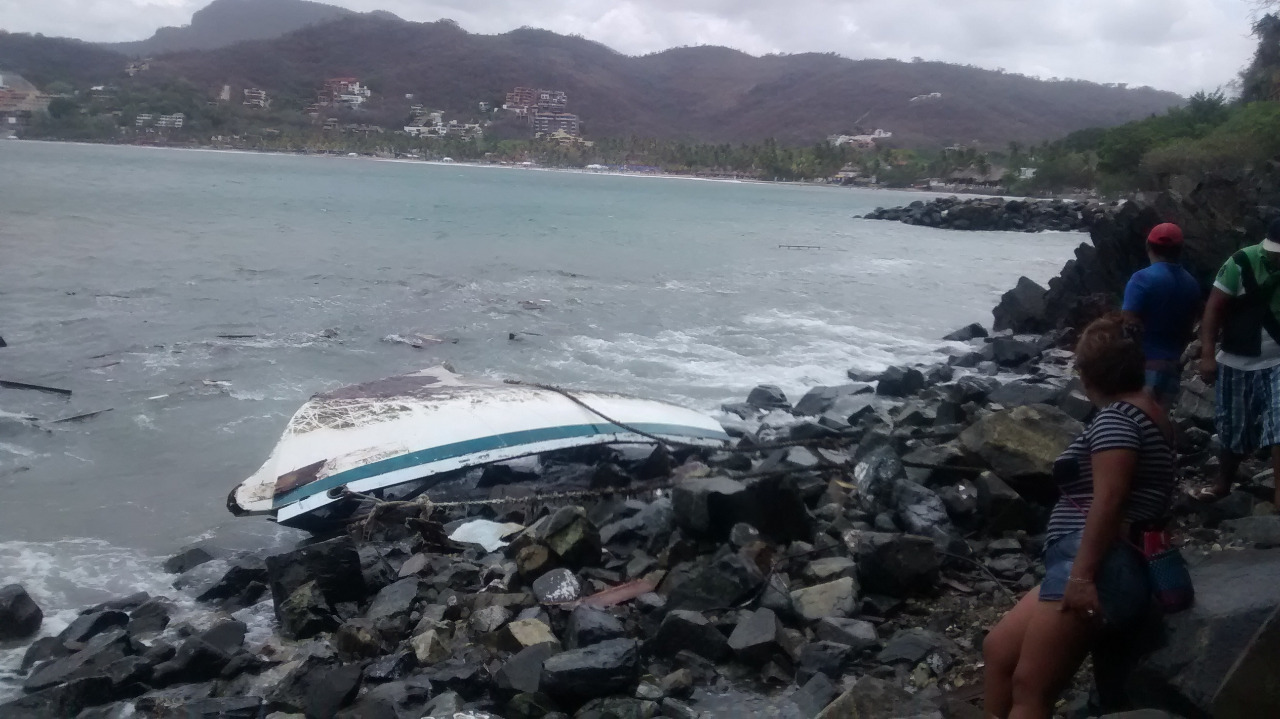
[330, 379, 985, 530]
[502, 379, 856, 454]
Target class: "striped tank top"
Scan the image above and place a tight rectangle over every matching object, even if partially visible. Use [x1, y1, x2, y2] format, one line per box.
[1047, 401, 1175, 542]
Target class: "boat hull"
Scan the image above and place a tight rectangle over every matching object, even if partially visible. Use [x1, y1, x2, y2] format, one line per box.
[229, 367, 729, 527]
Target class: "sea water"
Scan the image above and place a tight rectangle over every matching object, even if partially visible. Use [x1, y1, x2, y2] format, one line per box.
[0, 142, 1079, 695]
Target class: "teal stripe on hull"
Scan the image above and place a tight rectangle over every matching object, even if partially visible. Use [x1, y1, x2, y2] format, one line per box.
[272, 421, 728, 509]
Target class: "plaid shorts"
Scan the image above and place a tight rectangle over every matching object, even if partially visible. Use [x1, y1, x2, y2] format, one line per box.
[1216, 363, 1280, 454]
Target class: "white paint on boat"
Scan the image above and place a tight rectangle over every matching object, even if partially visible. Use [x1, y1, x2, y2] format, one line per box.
[229, 366, 729, 526]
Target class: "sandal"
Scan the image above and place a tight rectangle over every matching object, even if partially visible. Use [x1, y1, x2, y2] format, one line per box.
[1189, 486, 1231, 502]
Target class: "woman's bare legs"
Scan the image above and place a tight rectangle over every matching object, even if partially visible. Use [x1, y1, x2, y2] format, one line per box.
[983, 587, 1041, 718]
[1007, 600, 1098, 719]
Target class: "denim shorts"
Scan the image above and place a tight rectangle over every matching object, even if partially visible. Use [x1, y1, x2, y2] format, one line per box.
[1144, 367, 1181, 408]
[1040, 530, 1151, 626]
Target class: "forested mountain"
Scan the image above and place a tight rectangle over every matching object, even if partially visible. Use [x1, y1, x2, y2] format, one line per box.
[148, 15, 1181, 146]
[0, 33, 127, 88]
[102, 0, 392, 57]
[2, 3, 1183, 147]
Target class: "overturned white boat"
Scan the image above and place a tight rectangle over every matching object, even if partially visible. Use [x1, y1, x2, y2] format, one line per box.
[228, 366, 730, 528]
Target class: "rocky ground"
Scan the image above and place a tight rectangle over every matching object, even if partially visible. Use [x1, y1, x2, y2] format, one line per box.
[2, 322, 1279, 719]
[861, 197, 1106, 234]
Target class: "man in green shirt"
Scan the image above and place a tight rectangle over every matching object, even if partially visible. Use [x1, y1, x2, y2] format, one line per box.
[1199, 219, 1280, 503]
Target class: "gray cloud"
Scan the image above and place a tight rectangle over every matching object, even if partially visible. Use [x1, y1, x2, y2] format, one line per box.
[0, 0, 1259, 94]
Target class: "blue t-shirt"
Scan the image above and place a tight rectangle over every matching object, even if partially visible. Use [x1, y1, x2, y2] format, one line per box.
[1122, 262, 1202, 361]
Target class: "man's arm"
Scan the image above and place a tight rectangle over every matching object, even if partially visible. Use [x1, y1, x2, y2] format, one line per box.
[1199, 287, 1231, 383]
[1121, 276, 1145, 329]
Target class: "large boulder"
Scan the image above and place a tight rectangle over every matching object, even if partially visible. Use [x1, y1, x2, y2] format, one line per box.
[540, 638, 640, 704]
[893, 481, 955, 543]
[671, 474, 814, 543]
[943, 323, 989, 342]
[266, 536, 366, 623]
[875, 366, 925, 398]
[1127, 549, 1280, 717]
[974, 471, 1038, 534]
[793, 384, 873, 416]
[816, 675, 943, 719]
[0, 677, 115, 719]
[853, 445, 906, 512]
[790, 578, 859, 623]
[959, 404, 1082, 503]
[23, 628, 133, 692]
[987, 381, 1064, 408]
[278, 580, 340, 640]
[267, 656, 363, 719]
[726, 608, 783, 665]
[846, 531, 940, 597]
[746, 384, 791, 411]
[665, 549, 765, 611]
[564, 606, 624, 649]
[647, 610, 730, 661]
[993, 276, 1049, 334]
[0, 584, 43, 641]
[1173, 377, 1216, 429]
[334, 677, 432, 719]
[520, 506, 602, 570]
[1213, 603, 1280, 718]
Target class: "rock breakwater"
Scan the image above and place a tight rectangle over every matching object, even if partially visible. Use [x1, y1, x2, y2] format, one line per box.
[862, 197, 1106, 233]
[2, 328, 1279, 719]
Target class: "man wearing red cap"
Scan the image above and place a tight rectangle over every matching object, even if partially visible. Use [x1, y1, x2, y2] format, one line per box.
[1121, 223, 1202, 408]
[1199, 219, 1280, 503]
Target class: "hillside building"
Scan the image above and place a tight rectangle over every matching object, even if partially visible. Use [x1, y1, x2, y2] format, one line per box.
[532, 111, 580, 137]
[0, 72, 50, 129]
[910, 92, 943, 103]
[242, 88, 270, 109]
[830, 129, 893, 148]
[320, 78, 371, 108]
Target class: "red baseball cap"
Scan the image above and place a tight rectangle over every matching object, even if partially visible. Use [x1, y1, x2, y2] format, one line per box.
[1147, 223, 1184, 247]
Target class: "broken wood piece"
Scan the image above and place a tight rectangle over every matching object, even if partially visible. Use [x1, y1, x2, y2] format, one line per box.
[51, 409, 113, 424]
[216, 334, 257, 339]
[573, 579, 656, 609]
[0, 380, 72, 397]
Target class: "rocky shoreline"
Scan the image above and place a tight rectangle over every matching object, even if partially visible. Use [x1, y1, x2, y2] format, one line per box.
[8, 167, 1280, 719]
[3, 315, 1280, 719]
[862, 197, 1106, 233]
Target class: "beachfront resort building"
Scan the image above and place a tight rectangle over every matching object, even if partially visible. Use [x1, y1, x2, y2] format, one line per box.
[504, 86, 582, 138]
[532, 112, 581, 138]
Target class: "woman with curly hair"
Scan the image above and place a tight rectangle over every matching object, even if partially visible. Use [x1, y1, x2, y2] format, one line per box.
[982, 314, 1176, 718]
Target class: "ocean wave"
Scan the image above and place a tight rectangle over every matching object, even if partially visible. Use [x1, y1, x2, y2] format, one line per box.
[0, 538, 185, 701]
[550, 309, 951, 408]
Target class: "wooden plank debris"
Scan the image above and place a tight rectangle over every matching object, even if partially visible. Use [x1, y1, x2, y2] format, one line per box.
[0, 380, 72, 397]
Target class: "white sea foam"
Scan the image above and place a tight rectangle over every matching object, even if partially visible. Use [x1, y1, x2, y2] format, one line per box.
[550, 308, 955, 409]
[0, 539, 187, 701]
[0, 441, 37, 458]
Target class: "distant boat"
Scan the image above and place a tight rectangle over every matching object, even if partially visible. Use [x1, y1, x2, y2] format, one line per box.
[347, 152, 358, 157]
[227, 366, 729, 529]
[6, 135, 18, 140]
[441, 157, 455, 163]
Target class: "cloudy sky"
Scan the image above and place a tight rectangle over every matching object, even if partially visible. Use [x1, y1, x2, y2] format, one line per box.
[0, 0, 1262, 95]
